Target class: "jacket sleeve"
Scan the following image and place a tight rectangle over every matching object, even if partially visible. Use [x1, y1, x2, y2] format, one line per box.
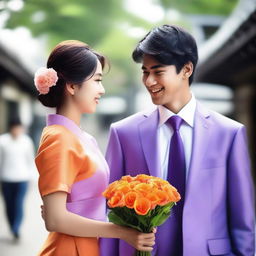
[227, 125, 255, 256]
[100, 124, 125, 256]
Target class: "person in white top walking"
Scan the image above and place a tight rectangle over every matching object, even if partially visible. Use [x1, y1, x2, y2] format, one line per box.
[0, 118, 35, 240]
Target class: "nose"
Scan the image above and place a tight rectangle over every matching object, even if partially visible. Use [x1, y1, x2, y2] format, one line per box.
[99, 83, 105, 95]
[144, 74, 157, 87]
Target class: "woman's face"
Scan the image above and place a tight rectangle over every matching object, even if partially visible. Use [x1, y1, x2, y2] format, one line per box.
[74, 60, 105, 114]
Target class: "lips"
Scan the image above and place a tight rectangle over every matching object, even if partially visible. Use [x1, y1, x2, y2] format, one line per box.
[95, 96, 101, 103]
[149, 87, 164, 95]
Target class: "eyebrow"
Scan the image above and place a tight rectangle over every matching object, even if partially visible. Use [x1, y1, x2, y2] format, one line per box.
[141, 64, 166, 70]
[95, 73, 103, 77]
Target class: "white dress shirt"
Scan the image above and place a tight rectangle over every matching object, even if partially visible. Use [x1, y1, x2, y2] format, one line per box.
[0, 133, 35, 182]
[157, 94, 197, 180]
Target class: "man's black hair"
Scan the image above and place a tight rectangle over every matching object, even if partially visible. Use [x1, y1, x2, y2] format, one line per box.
[8, 117, 22, 130]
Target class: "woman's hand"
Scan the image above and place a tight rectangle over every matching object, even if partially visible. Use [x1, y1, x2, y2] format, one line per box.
[120, 227, 156, 252]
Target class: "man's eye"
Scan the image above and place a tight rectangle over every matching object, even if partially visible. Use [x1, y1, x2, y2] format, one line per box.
[155, 71, 164, 74]
[143, 71, 149, 75]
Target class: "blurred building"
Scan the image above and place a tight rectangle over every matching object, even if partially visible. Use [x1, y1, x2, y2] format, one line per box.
[195, 0, 256, 182]
[0, 19, 49, 146]
[187, 14, 226, 45]
[0, 41, 36, 134]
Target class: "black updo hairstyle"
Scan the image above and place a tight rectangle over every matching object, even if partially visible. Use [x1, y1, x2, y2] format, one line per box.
[38, 40, 107, 108]
[132, 25, 198, 85]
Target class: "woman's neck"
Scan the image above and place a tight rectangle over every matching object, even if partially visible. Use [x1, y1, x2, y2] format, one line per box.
[56, 105, 81, 126]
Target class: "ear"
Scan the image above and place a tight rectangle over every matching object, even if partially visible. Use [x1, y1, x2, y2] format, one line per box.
[182, 62, 193, 79]
[65, 83, 76, 96]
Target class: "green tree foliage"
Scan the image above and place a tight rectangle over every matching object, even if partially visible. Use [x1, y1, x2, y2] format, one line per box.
[5, 0, 127, 47]
[2, 0, 239, 97]
[3, 0, 151, 96]
[157, 0, 238, 15]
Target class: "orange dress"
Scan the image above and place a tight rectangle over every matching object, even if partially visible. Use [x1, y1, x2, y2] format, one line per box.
[35, 114, 109, 256]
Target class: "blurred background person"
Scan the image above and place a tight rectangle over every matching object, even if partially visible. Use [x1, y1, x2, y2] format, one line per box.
[0, 117, 35, 241]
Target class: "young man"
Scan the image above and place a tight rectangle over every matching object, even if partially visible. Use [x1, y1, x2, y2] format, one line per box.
[100, 25, 255, 255]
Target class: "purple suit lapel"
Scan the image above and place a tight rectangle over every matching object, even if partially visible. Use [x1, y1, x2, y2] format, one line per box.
[138, 103, 211, 182]
[185, 102, 211, 201]
[138, 109, 162, 178]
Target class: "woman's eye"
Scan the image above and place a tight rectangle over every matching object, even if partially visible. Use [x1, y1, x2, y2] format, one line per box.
[96, 79, 102, 82]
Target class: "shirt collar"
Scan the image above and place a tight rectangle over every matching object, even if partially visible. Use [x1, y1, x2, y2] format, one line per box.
[158, 93, 197, 127]
[47, 114, 83, 138]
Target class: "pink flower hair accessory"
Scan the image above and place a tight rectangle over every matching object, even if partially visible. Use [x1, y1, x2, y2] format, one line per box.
[34, 67, 58, 95]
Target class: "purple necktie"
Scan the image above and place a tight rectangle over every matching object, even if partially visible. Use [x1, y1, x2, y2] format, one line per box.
[167, 115, 186, 255]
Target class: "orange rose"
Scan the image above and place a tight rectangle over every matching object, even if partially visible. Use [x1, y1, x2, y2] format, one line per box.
[156, 190, 169, 206]
[121, 175, 134, 183]
[124, 191, 137, 208]
[102, 180, 119, 199]
[134, 183, 153, 196]
[152, 178, 169, 189]
[134, 197, 151, 215]
[115, 182, 131, 195]
[146, 192, 159, 209]
[107, 191, 125, 208]
[162, 185, 181, 202]
[171, 190, 181, 202]
[129, 181, 140, 189]
[169, 184, 178, 191]
[135, 174, 152, 183]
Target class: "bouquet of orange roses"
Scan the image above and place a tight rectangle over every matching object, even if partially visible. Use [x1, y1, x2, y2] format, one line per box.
[103, 174, 181, 256]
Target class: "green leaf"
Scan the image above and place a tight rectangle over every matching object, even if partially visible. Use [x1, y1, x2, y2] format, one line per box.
[150, 203, 175, 227]
[108, 209, 144, 232]
[108, 210, 128, 226]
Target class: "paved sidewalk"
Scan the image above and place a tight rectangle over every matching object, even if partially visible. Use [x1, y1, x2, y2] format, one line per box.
[0, 179, 48, 256]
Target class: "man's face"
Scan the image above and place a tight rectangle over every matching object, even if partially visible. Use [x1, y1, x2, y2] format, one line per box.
[141, 54, 190, 109]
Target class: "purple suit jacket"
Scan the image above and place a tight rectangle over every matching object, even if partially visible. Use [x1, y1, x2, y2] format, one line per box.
[100, 102, 255, 256]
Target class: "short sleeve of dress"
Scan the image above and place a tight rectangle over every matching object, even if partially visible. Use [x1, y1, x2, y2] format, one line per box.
[35, 126, 85, 197]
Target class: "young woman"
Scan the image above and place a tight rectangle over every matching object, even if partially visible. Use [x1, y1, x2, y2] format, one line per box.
[34, 40, 155, 256]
